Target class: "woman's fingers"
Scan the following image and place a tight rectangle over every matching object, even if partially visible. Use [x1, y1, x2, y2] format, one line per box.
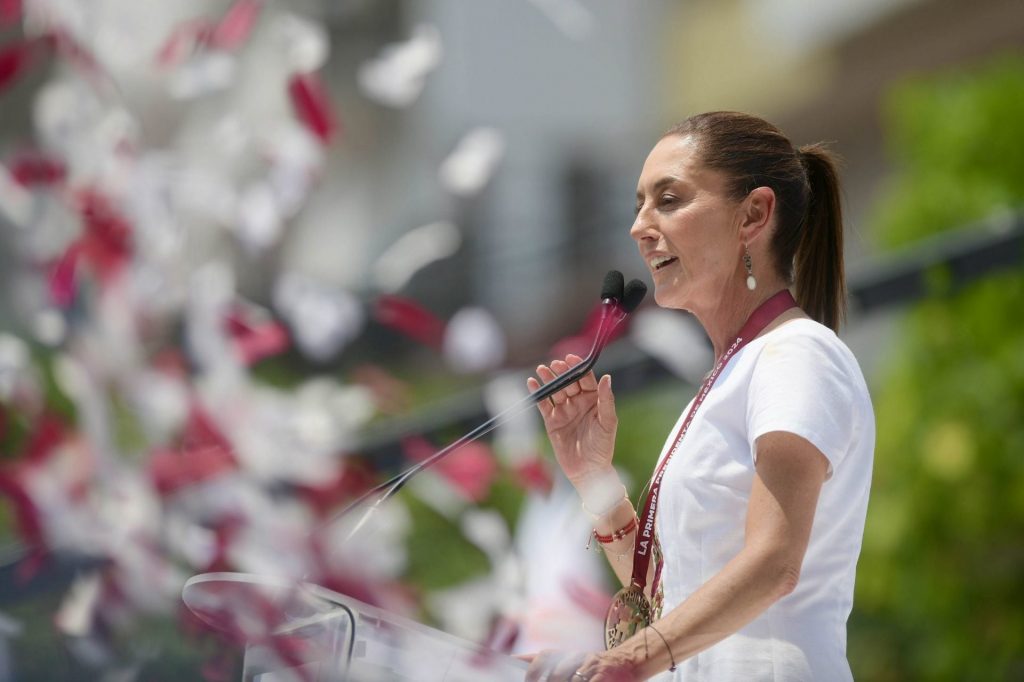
[532, 364, 565, 405]
[526, 376, 556, 419]
[536, 363, 558, 384]
[525, 649, 588, 682]
[550, 360, 582, 398]
[567, 354, 599, 392]
[531, 355, 603, 413]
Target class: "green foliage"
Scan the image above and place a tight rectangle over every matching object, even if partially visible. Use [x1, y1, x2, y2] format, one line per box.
[850, 53, 1024, 681]
[401, 493, 492, 591]
[612, 379, 694, 500]
[4, 588, 240, 681]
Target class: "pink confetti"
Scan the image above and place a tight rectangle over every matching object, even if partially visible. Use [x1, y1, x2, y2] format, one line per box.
[548, 298, 632, 359]
[350, 364, 411, 414]
[212, 0, 263, 51]
[373, 295, 445, 349]
[561, 576, 612, 621]
[293, 462, 376, 519]
[49, 243, 82, 309]
[149, 445, 237, 497]
[403, 436, 498, 502]
[156, 19, 214, 68]
[287, 72, 337, 145]
[513, 456, 554, 494]
[149, 408, 237, 496]
[76, 189, 133, 283]
[157, 0, 262, 68]
[0, 0, 21, 27]
[44, 30, 108, 87]
[0, 40, 35, 93]
[22, 412, 66, 464]
[9, 151, 66, 186]
[224, 303, 291, 365]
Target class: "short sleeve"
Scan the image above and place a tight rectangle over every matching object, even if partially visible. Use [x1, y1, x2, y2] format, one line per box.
[745, 328, 861, 479]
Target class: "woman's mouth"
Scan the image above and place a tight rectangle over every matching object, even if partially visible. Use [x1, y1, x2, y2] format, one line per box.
[649, 255, 678, 271]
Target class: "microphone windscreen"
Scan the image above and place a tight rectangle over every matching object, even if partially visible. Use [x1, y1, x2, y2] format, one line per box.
[601, 270, 624, 301]
[622, 279, 648, 313]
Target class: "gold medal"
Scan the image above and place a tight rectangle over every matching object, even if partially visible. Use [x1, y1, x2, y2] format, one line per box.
[604, 584, 651, 650]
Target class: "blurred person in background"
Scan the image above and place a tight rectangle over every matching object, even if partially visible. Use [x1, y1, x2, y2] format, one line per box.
[523, 111, 874, 681]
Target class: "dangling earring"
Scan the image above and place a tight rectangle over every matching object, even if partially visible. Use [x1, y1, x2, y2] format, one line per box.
[743, 247, 756, 291]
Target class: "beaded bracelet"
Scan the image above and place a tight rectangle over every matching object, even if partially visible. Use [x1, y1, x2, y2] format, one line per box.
[587, 515, 638, 549]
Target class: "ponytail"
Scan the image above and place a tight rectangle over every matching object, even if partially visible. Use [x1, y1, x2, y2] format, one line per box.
[796, 144, 846, 332]
[666, 113, 848, 331]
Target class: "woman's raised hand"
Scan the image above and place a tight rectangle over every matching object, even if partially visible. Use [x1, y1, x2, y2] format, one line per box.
[527, 353, 619, 488]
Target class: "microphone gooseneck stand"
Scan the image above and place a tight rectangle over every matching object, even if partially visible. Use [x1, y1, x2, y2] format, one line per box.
[325, 272, 648, 542]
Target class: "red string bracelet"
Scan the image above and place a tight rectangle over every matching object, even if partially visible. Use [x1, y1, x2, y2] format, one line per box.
[589, 515, 638, 548]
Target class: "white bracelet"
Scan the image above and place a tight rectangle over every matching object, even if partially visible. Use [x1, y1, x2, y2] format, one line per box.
[578, 470, 629, 518]
[582, 486, 628, 518]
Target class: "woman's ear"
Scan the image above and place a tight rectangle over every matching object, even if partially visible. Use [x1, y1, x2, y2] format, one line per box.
[738, 186, 776, 245]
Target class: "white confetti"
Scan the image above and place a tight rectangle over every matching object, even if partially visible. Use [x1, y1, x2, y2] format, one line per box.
[275, 12, 330, 73]
[129, 370, 190, 443]
[168, 52, 237, 99]
[0, 165, 34, 229]
[483, 372, 541, 464]
[235, 181, 283, 253]
[55, 573, 103, 638]
[0, 334, 32, 400]
[32, 309, 67, 347]
[371, 220, 461, 293]
[438, 127, 506, 197]
[357, 24, 442, 108]
[274, 272, 364, 361]
[442, 306, 507, 374]
[630, 307, 714, 385]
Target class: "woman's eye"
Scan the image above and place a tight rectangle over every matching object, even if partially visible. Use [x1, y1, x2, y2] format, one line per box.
[659, 195, 677, 207]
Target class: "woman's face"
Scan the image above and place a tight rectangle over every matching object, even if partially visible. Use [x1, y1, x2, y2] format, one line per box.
[630, 134, 743, 312]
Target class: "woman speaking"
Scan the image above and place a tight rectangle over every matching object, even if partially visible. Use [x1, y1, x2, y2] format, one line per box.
[525, 111, 875, 681]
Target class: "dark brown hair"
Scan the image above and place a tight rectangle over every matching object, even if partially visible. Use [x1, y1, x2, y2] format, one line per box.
[665, 111, 846, 331]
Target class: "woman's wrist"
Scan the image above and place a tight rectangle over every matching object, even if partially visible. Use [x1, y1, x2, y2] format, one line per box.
[575, 468, 627, 518]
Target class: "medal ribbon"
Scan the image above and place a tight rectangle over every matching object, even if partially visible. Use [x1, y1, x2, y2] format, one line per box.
[629, 289, 798, 591]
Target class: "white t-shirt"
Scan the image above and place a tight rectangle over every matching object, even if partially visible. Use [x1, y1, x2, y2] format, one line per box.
[653, 318, 874, 681]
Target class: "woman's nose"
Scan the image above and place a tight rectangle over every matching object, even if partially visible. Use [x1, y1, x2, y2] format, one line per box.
[630, 208, 657, 241]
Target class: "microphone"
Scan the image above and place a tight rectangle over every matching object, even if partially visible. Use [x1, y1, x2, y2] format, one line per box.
[325, 271, 647, 540]
[527, 276, 646, 405]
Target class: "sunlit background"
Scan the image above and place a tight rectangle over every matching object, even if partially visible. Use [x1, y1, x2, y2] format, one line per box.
[1, 0, 1022, 679]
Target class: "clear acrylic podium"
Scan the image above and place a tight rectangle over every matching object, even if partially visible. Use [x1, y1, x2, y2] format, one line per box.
[182, 572, 528, 681]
